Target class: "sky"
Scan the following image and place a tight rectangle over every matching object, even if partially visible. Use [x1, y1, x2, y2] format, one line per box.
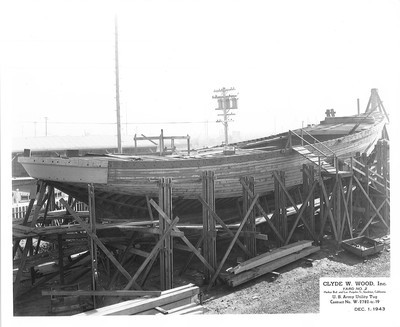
[1, 0, 400, 148]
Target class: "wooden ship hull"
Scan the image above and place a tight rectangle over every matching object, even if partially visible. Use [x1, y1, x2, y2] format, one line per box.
[18, 109, 387, 222]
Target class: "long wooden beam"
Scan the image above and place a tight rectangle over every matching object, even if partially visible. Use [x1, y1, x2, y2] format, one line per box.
[225, 246, 320, 287]
[76, 284, 199, 316]
[242, 176, 257, 257]
[42, 290, 162, 297]
[201, 171, 216, 280]
[88, 183, 98, 307]
[230, 240, 313, 274]
[158, 177, 173, 290]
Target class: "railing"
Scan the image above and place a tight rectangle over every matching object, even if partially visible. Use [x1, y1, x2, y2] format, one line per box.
[290, 130, 389, 188]
[300, 128, 336, 156]
[289, 130, 333, 159]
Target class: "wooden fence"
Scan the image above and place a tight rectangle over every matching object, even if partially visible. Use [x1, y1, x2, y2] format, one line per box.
[12, 201, 88, 220]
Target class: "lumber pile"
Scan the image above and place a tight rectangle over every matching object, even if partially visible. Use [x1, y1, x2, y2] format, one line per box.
[74, 284, 203, 316]
[224, 240, 320, 287]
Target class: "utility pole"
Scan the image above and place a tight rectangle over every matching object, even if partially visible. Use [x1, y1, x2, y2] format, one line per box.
[212, 87, 238, 145]
[115, 15, 122, 153]
[44, 117, 48, 136]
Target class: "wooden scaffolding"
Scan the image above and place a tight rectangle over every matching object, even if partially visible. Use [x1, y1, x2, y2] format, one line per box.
[13, 136, 389, 313]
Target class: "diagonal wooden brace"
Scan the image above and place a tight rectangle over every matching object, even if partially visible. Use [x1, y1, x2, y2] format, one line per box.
[273, 171, 316, 241]
[358, 200, 387, 236]
[30, 182, 47, 227]
[197, 195, 252, 257]
[319, 179, 338, 240]
[179, 234, 204, 276]
[207, 194, 259, 291]
[285, 180, 318, 245]
[60, 198, 141, 290]
[124, 216, 179, 290]
[338, 177, 352, 239]
[240, 180, 284, 243]
[346, 177, 354, 238]
[272, 171, 300, 213]
[108, 232, 137, 289]
[318, 181, 336, 238]
[149, 199, 216, 274]
[354, 176, 389, 228]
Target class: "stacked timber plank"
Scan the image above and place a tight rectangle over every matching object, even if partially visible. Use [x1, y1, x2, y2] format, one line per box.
[224, 240, 320, 287]
[75, 284, 203, 316]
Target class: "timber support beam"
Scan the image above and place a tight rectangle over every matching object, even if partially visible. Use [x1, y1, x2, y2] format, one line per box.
[242, 177, 257, 258]
[201, 171, 217, 282]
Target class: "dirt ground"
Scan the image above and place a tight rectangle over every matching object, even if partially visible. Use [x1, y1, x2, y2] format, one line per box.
[13, 229, 390, 316]
[202, 236, 390, 314]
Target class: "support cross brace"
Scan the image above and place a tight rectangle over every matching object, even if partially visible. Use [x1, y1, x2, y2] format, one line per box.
[319, 179, 339, 240]
[207, 194, 260, 291]
[60, 198, 141, 290]
[197, 195, 252, 257]
[149, 199, 215, 274]
[272, 171, 317, 242]
[284, 180, 318, 245]
[358, 199, 389, 236]
[124, 217, 179, 290]
[353, 176, 389, 229]
[239, 180, 284, 243]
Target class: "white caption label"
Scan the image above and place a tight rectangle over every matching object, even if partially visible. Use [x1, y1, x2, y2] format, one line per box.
[320, 277, 389, 314]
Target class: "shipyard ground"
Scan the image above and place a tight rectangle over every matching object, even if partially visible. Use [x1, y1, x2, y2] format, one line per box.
[13, 225, 389, 316]
[203, 235, 390, 314]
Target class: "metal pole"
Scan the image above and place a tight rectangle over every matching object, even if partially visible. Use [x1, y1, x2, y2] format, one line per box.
[115, 15, 122, 153]
[222, 88, 229, 145]
[44, 117, 48, 136]
[357, 98, 360, 115]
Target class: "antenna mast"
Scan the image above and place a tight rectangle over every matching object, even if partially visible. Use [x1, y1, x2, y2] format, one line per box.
[213, 87, 238, 145]
[115, 15, 122, 153]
